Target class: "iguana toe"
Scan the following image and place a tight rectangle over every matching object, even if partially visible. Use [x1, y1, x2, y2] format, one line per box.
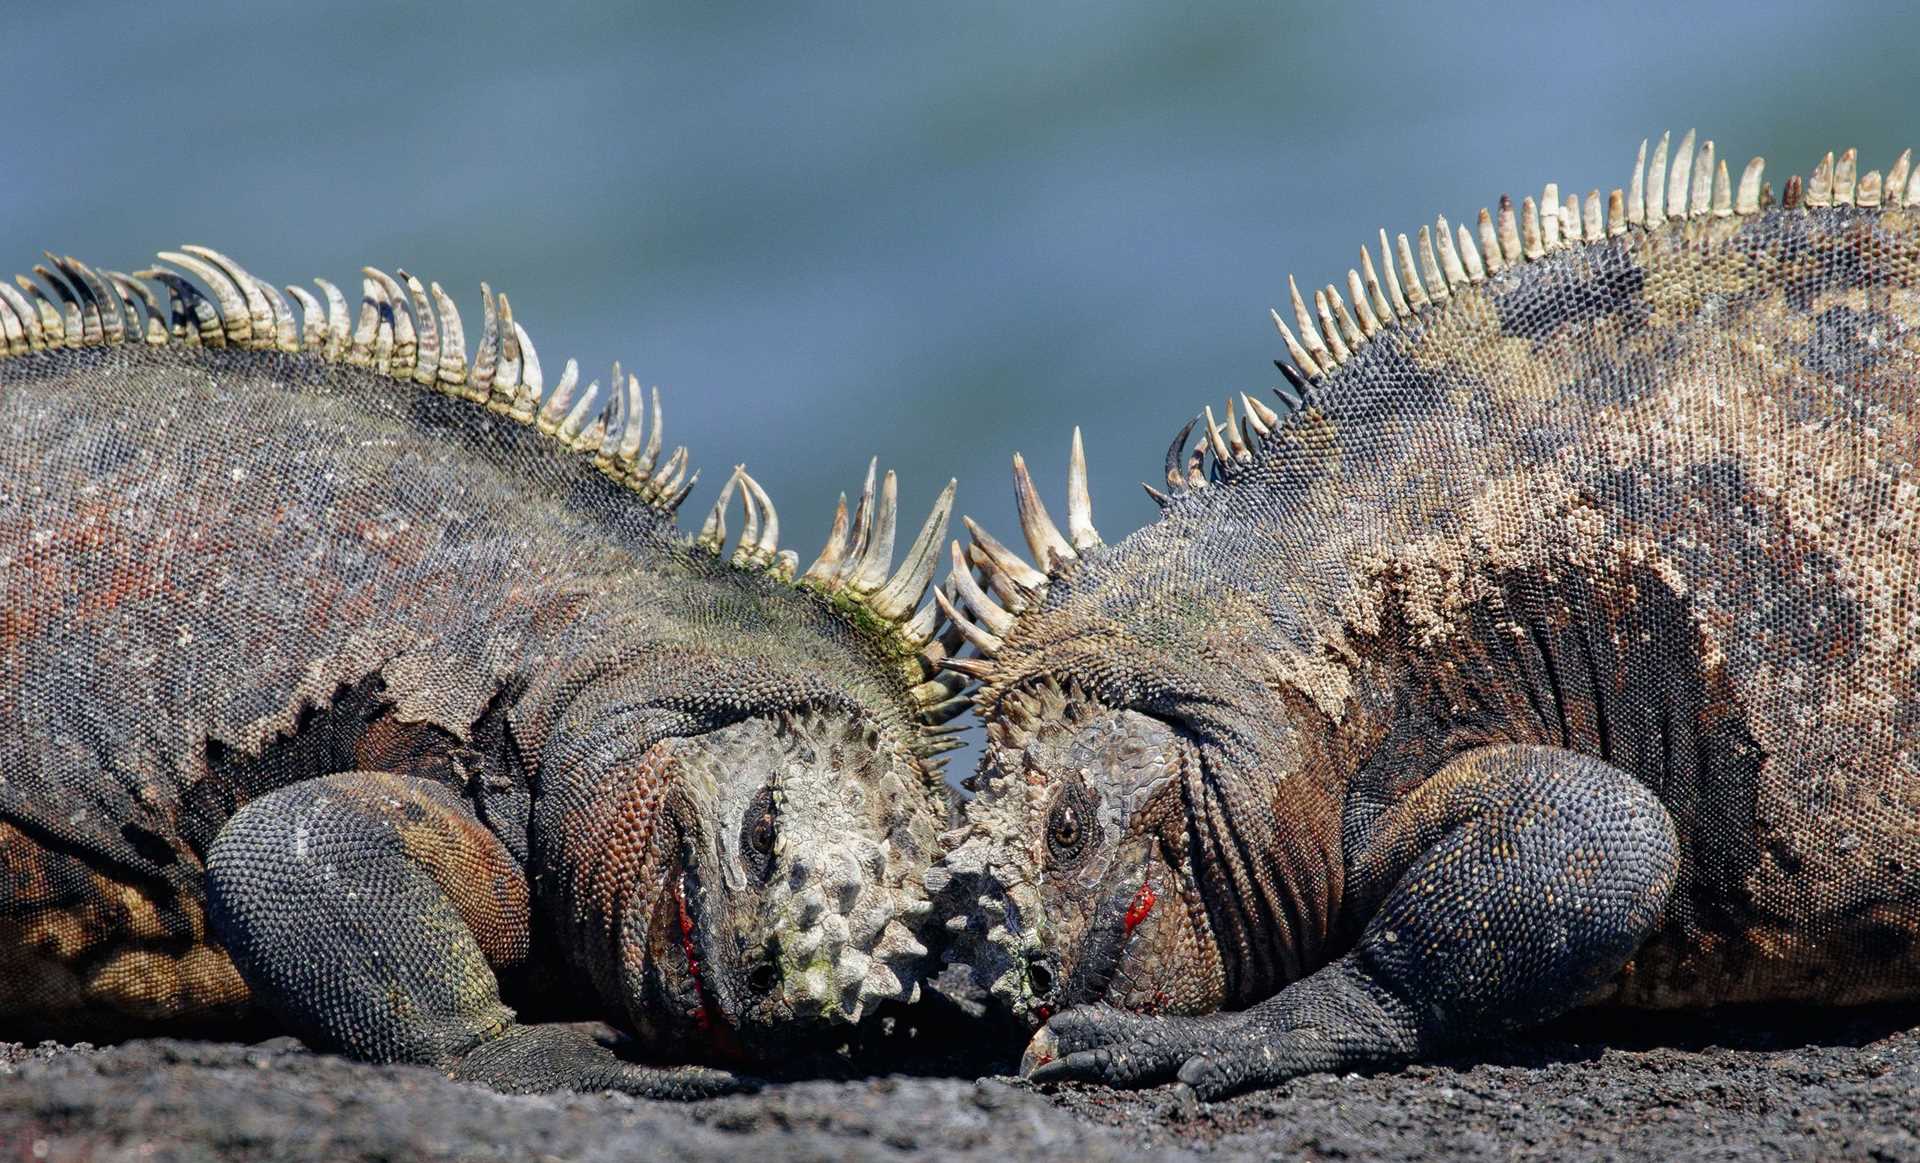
[1023, 1005, 1229, 1089]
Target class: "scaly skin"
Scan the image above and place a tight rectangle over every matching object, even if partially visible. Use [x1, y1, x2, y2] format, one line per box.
[0, 248, 966, 1096]
[935, 135, 1920, 1099]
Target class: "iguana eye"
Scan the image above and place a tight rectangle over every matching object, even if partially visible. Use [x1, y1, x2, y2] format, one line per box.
[1046, 784, 1098, 868]
[741, 786, 777, 880]
[1049, 804, 1080, 848]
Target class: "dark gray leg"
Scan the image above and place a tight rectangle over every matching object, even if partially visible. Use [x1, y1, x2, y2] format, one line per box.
[206, 772, 748, 1098]
[1029, 745, 1679, 1098]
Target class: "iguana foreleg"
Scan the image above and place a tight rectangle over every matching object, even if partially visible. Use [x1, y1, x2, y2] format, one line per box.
[204, 772, 748, 1098]
[1027, 745, 1679, 1098]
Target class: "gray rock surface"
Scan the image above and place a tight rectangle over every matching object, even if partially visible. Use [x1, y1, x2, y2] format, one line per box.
[2, 1009, 1916, 1162]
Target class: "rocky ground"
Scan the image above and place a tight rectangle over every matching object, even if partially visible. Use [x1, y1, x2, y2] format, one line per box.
[2, 1006, 1916, 1162]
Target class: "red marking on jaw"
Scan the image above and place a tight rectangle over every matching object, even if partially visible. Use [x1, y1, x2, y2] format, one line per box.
[1123, 882, 1156, 934]
[674, 874, 712, 1032]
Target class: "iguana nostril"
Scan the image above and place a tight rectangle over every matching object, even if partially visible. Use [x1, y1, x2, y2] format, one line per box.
[746, 962, 778, 996]
[1026, 953, 1056, 998]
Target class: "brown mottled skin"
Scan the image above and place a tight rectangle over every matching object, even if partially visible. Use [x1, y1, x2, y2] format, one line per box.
[0, 266, 952, 1098]
[939, 157, 1920, 1098]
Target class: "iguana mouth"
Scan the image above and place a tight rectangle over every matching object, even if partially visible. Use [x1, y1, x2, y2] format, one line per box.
[666, 864, 747, 1061]
[672, 870, 716, 1034]
[1050, 869, 1160, 1016]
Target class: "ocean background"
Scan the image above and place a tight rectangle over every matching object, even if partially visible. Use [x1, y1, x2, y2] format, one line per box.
[7, 1, 1916, 773]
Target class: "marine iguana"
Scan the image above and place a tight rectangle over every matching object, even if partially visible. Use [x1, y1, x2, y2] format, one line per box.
[932, 133, 1920, 1098]
[0, 247, 970, 1097]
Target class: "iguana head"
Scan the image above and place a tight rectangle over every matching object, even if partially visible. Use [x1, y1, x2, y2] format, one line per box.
[934, 674, 1227, 1029]
[530, 458, 969, 1063]
[13, 246, 972, 1064]
[929, 427, 1255, 1030]
[577, 697, 951, 1062]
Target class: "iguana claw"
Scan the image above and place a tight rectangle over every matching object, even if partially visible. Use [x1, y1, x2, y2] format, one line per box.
[1023, 1004, 1253, 1094]
[451, 1022, 761, 1100]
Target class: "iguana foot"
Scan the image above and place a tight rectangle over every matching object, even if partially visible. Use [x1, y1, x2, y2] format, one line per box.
[451, 1021, 758, 1099]
[1024, 1004, 1319, 1099]
[210, 774, 739, 1099]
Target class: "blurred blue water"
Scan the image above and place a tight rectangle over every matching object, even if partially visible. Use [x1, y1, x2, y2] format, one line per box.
[7, 1, 1916, 773]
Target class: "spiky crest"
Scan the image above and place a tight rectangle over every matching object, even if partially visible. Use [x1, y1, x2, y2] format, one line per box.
[934, 427, 1101, 667]
[0, 245, 972, 742]
[1202, 133, 1919, 492]
[938, 134, 1919, 664]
